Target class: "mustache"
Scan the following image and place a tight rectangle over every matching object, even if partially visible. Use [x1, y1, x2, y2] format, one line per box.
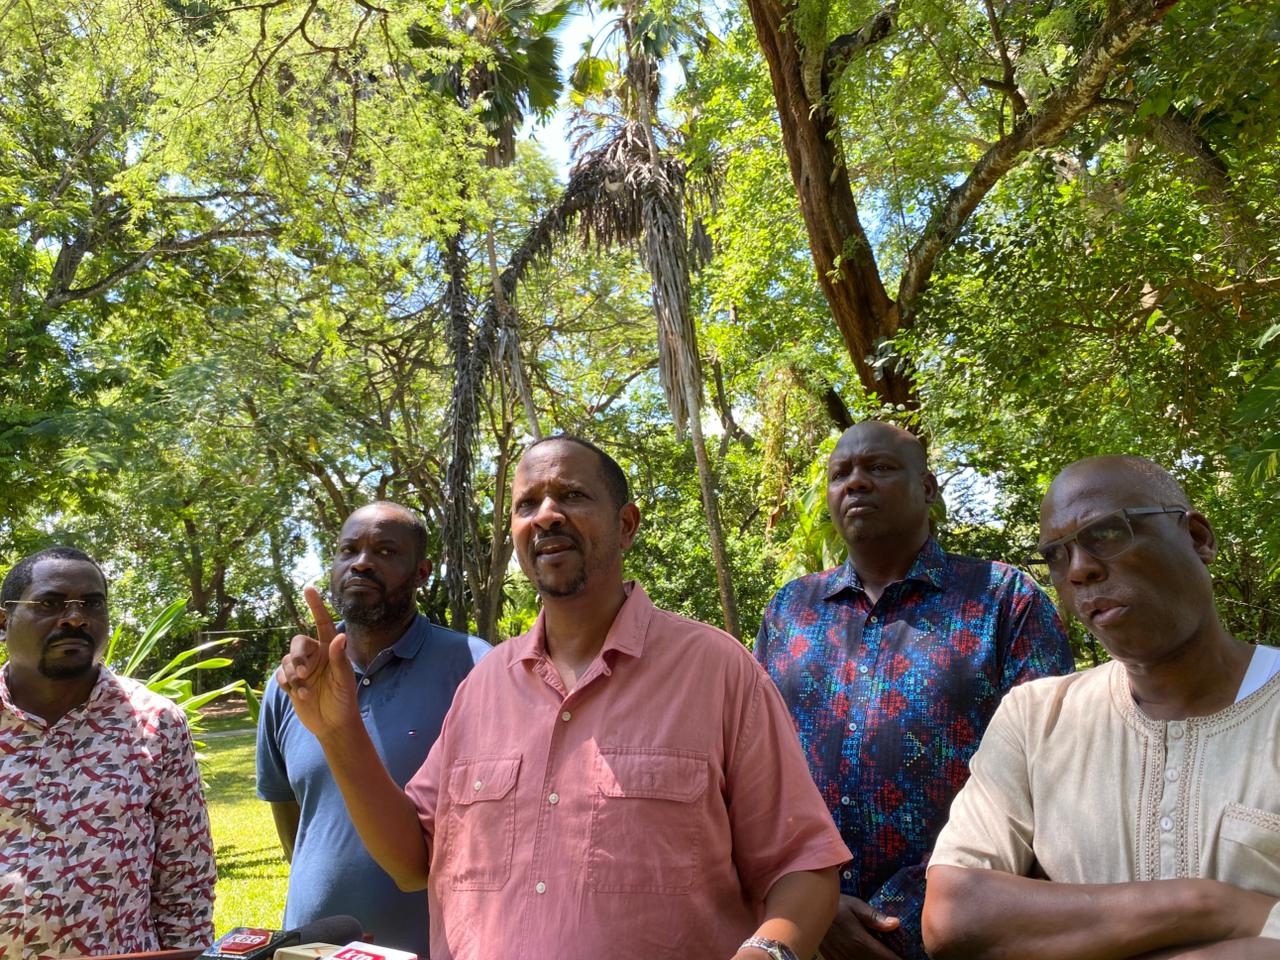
[532, 531, 582, 553]
[46, 627, 95, 645]
[341, 571, 385, 591]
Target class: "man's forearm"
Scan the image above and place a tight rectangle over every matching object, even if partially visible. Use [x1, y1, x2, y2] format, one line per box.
[1136, 939, 1280, 959]
[269, 801, 301, 863]
[733, 867, 840, 960]
[923, 866, 1272, 960]
[318, 725, 431, 890]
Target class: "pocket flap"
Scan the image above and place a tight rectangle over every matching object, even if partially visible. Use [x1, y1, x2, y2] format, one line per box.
[597, 749, 708, 803]
[448, 756, 521, 805]
[1221, 802, 1280, 857]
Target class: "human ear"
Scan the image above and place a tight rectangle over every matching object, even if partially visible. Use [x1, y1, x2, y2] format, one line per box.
[618, 503, 641, 551]
[416, 559, 432, 588]
[922, 471, 940, 505]
[1186, 511, 1217, 566]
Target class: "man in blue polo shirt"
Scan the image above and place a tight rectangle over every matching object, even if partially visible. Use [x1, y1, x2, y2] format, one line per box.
[257, 502, 488, 957]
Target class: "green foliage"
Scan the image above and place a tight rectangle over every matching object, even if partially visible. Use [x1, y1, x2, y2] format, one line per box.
[3, 0, 1279, 665]
[199, 732, 289, 934]
[105, 599, 259, 737]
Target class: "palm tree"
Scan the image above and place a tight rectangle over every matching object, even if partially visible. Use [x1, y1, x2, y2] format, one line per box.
[490, 5, 742, 636]
[424, 0, 570, 635]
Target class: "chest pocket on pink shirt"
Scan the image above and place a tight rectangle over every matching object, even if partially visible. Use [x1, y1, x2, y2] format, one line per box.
[445, 756, 521, 890]
[587, 748, 709, 894]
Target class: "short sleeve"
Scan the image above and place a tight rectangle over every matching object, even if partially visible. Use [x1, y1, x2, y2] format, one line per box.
[999, 573, 1074, 691]
[752, 591, 780, 663]
[929, 688, 1036, 876]
[404, 721, 446, 847]
[255, 676, 295, 803]
[149, 707, 216, 948]
[467, 635, 493, 665]
[726, 663, 850, 900]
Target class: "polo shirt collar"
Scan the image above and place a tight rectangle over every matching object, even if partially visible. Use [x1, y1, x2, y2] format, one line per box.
[514, 580, 652, 666]
[822, 536, 948, 600]
[352, 613, 428, 677]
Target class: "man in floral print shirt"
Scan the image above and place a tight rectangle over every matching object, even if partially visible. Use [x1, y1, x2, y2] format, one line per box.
[754, 422, 1072, 960]
[0, 547, 215, 960]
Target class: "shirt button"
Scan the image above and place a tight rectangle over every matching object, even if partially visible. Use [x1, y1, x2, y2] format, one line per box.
[473, 780, 483, 792]
[847, 722, 857, 732]
[1169, 723, 1184, 740]
[858, 665, 869, 675]
[1165, 768, 1180, 782]
[842, 870, 852, 880]
[1160, 816, 1174, 832]
[548, 792, 560, 805]
[867, 616, 876, 625]
[561, 711, 572, 722]
[361, 677, 371, 686]
[840, 796, 851, 806]
[535, 881, 547, 894]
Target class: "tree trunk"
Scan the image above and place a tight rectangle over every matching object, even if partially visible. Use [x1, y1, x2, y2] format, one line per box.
[630, 40, 742, 637]
[685, 382, 742, 638]
[442, 231, 475, 632]
[742, 0, 910, 406]
[486, 226, 542, 440]
[475, 428, 516, 641]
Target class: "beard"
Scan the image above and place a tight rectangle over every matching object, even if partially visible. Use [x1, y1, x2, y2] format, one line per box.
[39, 656, 98, 681]
[334, 576, 418, 627]
[534, 564, 588, 598]
[38, 629, 100, 680]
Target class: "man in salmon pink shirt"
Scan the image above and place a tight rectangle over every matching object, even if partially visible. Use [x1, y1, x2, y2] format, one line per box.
[276, 435, 851, 960]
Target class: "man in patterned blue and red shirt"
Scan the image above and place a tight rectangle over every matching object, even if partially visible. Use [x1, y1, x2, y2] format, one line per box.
[755, 421, 1072, 960]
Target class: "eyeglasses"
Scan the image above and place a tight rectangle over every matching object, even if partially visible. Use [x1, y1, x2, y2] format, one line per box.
[2, 597, 108, 617]
[1028, 507, 1187, 576]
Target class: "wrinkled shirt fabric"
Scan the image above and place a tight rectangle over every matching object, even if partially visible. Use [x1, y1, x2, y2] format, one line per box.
[405, 583, 851, 960]
[931, 659, 1280, 938]
[755, 538, 1073, 958]
[0, 666, 215, 960]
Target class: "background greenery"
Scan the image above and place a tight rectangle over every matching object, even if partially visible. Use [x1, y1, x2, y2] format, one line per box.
[2, 0, 1278, 679]
[201, 727, 290, 934]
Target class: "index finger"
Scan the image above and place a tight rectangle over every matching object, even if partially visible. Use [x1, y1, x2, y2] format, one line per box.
[303, 585, 338, 644]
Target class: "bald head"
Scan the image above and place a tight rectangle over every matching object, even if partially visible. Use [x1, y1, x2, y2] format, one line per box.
[826, 420, 936, 557]
[833, 421, 928, 473]
[1043, 456, 1190, 526]
[344, 501, 428, 562]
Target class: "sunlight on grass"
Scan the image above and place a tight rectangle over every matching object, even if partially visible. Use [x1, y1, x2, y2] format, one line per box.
[201, 731, 289, 934]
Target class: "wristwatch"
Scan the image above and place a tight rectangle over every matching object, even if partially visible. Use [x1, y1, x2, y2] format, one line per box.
[739, 936, 799, 960]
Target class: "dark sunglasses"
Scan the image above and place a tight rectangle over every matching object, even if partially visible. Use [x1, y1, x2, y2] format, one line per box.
[1027, 507, 1187, 576]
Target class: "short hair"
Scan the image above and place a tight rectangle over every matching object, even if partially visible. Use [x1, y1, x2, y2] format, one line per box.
[2, 547, 107, 605]
[525, 435, 631, 509]
[348, 502, 429, 562]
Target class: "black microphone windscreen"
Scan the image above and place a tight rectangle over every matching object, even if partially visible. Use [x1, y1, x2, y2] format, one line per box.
[289, 915, 364, 946]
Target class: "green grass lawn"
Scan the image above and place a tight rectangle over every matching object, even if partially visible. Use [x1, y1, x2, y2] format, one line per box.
[200, 731, 290, 934]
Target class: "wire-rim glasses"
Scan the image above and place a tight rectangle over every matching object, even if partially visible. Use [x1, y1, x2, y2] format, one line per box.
[2, 597, 108, 617]
[1027, 507, 1187, 577]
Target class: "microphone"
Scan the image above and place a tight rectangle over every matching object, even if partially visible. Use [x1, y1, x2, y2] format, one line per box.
[200, 917, 364, 960]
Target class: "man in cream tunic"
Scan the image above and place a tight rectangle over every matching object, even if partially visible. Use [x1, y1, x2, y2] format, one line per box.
[922, 455, 1280, 960]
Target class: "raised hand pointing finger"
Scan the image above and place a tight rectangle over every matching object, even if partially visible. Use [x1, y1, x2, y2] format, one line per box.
[276, 584, 358, 738]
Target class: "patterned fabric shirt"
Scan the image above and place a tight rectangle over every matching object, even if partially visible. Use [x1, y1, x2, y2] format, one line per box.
[0, 666, 215, 960]
[754, 538, 1072, 960]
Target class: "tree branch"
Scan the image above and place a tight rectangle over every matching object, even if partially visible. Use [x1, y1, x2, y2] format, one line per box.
[822, 2, 899, 94]
[898, 0, 1180, 321]
[44, 225, 277, 307]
